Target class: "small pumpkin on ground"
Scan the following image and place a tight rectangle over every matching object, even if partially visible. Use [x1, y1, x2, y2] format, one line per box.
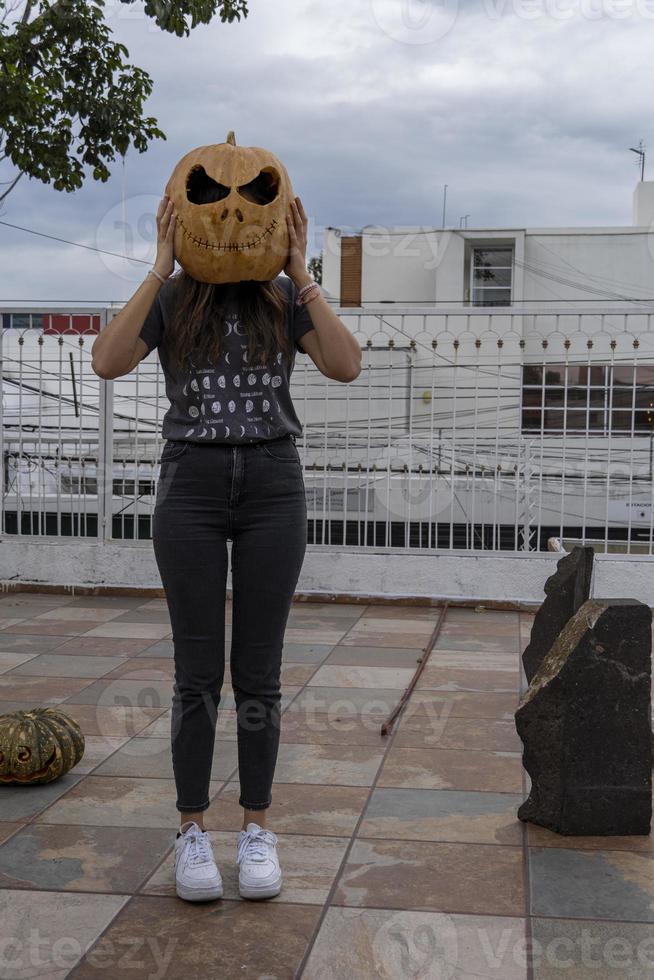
[165, 130, 295, 284]
[0, 707, 85, 784]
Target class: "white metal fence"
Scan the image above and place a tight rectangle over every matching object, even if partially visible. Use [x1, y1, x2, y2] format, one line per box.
[4, 302, 654, 555]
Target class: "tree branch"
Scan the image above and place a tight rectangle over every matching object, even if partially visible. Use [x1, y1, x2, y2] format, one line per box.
[21, 0, 36, 25]
[0, 170, 24, 203]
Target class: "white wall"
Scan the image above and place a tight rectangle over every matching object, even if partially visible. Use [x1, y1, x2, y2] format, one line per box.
[3, 539, 654, 606]
[633, 181, 654, 227]
[522, 230, 654, 306]
[322, 228, 341, 303]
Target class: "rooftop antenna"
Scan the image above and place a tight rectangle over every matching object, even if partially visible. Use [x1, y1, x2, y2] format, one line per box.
[441, 184, 448, 229]
[630, 140, 646, 181]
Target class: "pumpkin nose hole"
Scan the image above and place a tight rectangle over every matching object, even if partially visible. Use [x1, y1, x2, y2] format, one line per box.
[221, 208, 229, 220]
[235, 209, 244, 222]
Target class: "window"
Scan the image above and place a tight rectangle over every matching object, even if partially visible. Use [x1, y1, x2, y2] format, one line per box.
[2, 313, 46, 330]
[471, 247, 513, 306]
[522, 364, 654, 434]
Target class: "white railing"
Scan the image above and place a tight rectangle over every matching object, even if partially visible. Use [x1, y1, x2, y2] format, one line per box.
[4, 302, 654, 555]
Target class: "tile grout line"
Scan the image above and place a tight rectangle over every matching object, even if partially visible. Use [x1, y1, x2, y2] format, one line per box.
[293, 605, 451, 980]
[61, 897, 322, 980]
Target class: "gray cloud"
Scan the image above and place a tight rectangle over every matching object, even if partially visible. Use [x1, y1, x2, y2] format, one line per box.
[0, 0, 650, 302]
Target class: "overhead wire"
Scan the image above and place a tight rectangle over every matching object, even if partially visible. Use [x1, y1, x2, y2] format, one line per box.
[5, 216, 654, 304]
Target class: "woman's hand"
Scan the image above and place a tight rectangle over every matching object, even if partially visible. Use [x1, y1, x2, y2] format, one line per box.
[153, 194, 177, 280]
[284, 196, 310, 285]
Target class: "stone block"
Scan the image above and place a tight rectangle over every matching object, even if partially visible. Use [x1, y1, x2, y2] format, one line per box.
[516, 598, 652, 836]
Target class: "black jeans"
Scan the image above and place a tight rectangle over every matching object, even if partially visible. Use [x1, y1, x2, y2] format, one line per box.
[152, 433, 308, 813]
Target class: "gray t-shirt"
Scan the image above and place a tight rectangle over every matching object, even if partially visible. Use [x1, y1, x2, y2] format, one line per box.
[138, 273, 316, 444]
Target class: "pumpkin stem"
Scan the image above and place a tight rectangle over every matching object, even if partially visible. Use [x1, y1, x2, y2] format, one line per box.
[226, 131, 236, 145]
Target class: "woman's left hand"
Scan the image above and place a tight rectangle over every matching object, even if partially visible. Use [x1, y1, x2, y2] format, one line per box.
[284, 196, 309, 283]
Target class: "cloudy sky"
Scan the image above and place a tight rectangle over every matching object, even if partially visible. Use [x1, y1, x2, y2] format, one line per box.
[1, 0, 652, 303]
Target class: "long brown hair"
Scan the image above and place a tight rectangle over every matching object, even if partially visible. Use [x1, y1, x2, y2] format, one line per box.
[160, 270, 292, 374]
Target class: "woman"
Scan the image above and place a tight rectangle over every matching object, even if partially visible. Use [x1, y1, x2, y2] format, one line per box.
[91, 190, 361, 903]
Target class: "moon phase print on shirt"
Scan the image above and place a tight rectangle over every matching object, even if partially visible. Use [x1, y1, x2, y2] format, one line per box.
[172, 308, 298, 443]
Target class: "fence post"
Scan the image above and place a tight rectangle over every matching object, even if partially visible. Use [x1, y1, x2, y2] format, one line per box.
[96, 311, 114, 544]
[520, 437, 534, 552]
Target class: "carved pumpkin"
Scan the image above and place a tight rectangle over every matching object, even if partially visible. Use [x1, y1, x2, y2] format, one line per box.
[0, 707, 85, 784]
[164, 130, 295, 284]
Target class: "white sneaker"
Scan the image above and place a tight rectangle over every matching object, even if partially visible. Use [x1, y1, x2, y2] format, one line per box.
[236, 821, 282, 900]
[174, 820, 223, 902]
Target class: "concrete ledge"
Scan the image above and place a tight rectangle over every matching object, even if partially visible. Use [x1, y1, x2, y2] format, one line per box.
[2, 538, 653, 605]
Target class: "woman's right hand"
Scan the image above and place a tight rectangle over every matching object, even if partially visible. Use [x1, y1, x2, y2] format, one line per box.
[153, 194, 177, 280]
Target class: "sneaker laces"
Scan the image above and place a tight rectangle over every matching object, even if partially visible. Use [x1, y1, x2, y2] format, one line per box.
[183, 829, 214, 867]
[237, 826, 277, 866]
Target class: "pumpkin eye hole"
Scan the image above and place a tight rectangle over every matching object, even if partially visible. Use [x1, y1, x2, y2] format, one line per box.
[237, 168, 280, 206]
[186, 166, 230, 205]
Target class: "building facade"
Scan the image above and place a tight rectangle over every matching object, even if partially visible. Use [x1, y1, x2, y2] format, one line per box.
[322, 181, 654, 310]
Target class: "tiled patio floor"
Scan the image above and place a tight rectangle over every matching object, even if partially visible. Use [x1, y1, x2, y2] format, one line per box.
[0, 593, 652, 979]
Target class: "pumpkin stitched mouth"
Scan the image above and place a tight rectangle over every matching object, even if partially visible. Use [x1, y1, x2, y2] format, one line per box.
[177, 215, 279, 252]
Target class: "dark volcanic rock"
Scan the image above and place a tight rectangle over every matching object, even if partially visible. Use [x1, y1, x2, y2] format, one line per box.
[522, 546, 594, 683]
[516, 598, 652, 836]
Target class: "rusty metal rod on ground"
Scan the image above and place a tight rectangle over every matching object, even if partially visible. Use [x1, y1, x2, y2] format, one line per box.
[380, 601, 449, 737]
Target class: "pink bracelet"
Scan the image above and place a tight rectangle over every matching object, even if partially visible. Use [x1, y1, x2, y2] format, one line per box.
[301, 287, 320, 307]
[297, 280, 316, 297]
[296, 282, 320, 306]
